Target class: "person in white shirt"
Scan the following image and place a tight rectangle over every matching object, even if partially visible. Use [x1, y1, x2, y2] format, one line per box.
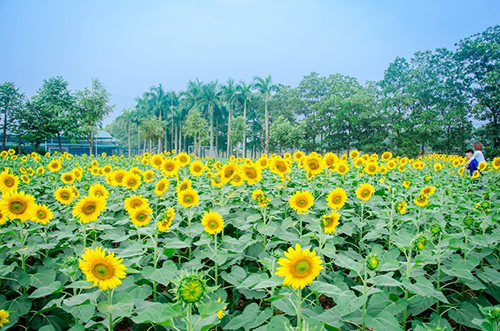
[464, 141, 485, 168]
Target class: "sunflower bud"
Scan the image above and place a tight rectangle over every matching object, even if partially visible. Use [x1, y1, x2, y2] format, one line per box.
[366, 254, 380, 270]
[463, 216, 475, 227]
[430, 223, 442, 237]
[176, 273, 206, 304]
[414, 235, 427, 251]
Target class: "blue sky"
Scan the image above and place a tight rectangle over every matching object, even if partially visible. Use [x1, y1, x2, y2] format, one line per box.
[1, 0, 499, 125]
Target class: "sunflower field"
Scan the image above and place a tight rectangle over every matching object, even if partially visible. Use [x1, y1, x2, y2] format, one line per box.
[0, 149, 500, 331]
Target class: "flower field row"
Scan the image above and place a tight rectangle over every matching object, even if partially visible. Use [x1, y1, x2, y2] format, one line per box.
[0, 149, 499, 330]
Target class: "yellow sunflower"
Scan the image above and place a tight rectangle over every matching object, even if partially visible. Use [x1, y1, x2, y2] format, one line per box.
[154, 178, 169, 196]
[293, 151, 305, 162]
[269, 157, 291, 177]
[492, 157, 500, 170]
[478, 162, 487, 171]
[323, 152, 338, 169]
[0, 170, 19, 193]
[240, 163, 262, 184]
[275, 243, 323, 289]
[157, 207, 175, 232]
[161, 159, 180, 177]
[130, 206, 153, 227]
[216, 297, 227, 319]
[123, 173, 141, 190]
[79, 246, 127, 291]
[60, 172, 76, 184]
[111, 170, 127, 186]
[124, 195, 148, 213]
[230, 173, 244, 186]
[73, 196, 107, 224]
[397, 201, 407, 214]
[189, 160, 205, 176]
[403, 181, 411, 189]
[32, 204, 53, 225]
[364, 162, 378, 175]
[336, 162, 349, 175]
[0, 309, 9, 327]
[349, 150, 359, 159]
[176, 178, 192, 193]
[356, 183, 375, 201]
[414, 193, 429, 207]
[47, 160, 62, 172]
[421, 186, 435, 196]
[381, 151, 392, 161]
[201, 211, 224, 235]
[89, 183, 109, 200]
[0, 209, 7, 225]
[327, 188, 347, 210]
[304, 154, 323, 177]
[221, 163, 239, 184]
[258, 157, 269, 168]
[178, 189, 200, 208]
[0, 191, 36, 223]
[143, 170, 155, 182]
[54, 187, 76, 204]
[177, 152, 191, 166]
[323, 212, 340, 234]
[289, 190, 314, 214]
[472, 170, 481, 179]
[72, 168, 83, 180]
[36, 166, 45, 176]
[150, 154, 164, 169]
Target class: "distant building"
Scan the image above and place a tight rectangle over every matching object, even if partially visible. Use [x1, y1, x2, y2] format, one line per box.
[2, 130, 122, 155]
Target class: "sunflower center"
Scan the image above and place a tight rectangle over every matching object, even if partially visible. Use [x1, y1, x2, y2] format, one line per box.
[37, 210, 47, 219]
[128, 180, 136, 186]
[166, 164, 174, 171]
[184, 195, 193, 203]
[5, 178, 13, 187]
[333, 196, 341, 203]
[194, 166, 201, 172]
[309, 162, 318, 169]
[137, 212, 147, 221]
[61, 192, 69, 199]
[93, 263, 112, 280]
[324, 217, 333, 227]
[11, 201, 27, 214]
[180, 184, 187, 190]
[83, 203, 96, 215]
[246, 169, 256, 179]
[208, 220, 218, 229]
[294, 259, 311, 275]
[362, 190, 370, 197]
[298, 199, 307, 207]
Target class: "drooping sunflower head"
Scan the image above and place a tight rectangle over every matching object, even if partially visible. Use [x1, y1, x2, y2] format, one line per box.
[201, 211, 224, 235]
[177, 189, 200, 208]
[327, 188, 347, 210]
[0, 191, 36, 223]
[176, 273, 207, 304]
[157, 207, 175, 232]
[176, 178, 192, 193]
[356, 183, 375, 202]
[275, 243, 323, 289]
[216, 297, 227, 319]
[397, 201, 408, 214]
[154, 178, 170, 196]
[322, 212, 340, 234]
[0, 309, 9, 327]
[32, 204, 53, 225]
[189, 160, 205, 177]
[130, 206, 153, 227]
[72, 196, 107, 224]
[89, 183, 109, 200]
[289, 190, 314, 214]
[0, 170, 19, 193]
[79, 246, 127, 291]
[124, 195, 148, 213]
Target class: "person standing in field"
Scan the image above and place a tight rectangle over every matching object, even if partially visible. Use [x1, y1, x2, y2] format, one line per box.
[463, 141, 485, 169]
[465, 149, 479, 176]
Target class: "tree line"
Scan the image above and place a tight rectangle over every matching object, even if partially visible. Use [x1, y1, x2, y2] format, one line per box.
[0, 77, 113, 154]
[1, 25, 499, 158]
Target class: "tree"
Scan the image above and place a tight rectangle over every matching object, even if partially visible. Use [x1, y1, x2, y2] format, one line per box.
[140, 116, 165, 153]
[13, 98, 51, 153]
[252, 74, 280, 154]
[184, 109, 209, 156]
[236, 81, 253, 157]
[230, 116, 245, 157]
[222, 79, 237, 156]
[147, 84, 168, 151]
[198, 81, 221, 157]
[0, 81, 24, 151]
[75, 78, 114, 155]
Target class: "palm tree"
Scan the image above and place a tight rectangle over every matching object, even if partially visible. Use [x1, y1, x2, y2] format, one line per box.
[252, 74, 279, 154]
[222, 79, 237, 157]
[121, 107, 134, 156]
[236, 81, 253, 158]
[134, 95, 149, 155]
[147, 84, 168, 151]
[198, 81, 221, 158]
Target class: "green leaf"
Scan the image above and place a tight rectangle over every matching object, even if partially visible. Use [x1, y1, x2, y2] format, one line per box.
[221, 266, 246, 286]
[142, 260, 177, 287]
[334, 252, 364, 274]
[132, 302, 183, 324]
[448, 301, 483, 329]
[317, 309, 344, 328]
[198, 301, 227, 319]
[402, 277, 449, 303]
[365, 311, 404, 331]
[30, 268, 57, 288]
[63, 303, 95, 323]
[29, 281, 62, 298]
[63, 290, 101, 307]
[97, 293, 135, 318]
[369, 273, 404, 287]
[223, 303, 265, 331]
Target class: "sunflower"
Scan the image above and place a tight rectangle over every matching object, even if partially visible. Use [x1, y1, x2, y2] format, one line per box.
[381, 151, 392, 161]
[0, 170, 19, 193]
[124, 195, 148, 213]
[492, 157, 500, 170]
[79, 246, 127, 291]
[123, 173, 141, 190]
[478, 162, 487, 171]
[221, 163, 239, 184]
[304, 154, 323, 177]
[177, 152, 191, 166]
[161, 159, 180, 177]
[73, 196, 106, 224]
[397, 201, 407, 214]
[54, 187, 75, 205]
[36, 166, 45, 175]
[293, 151, 305, 162]
[177, 273, 206, 304]
[323, 212, 340, 234]
[47, 160, 62, 172]
[0, 309, 9, 327]
[275, 243, 323, 289]
[364, 162, 378, 175]
[102, 165, 113, 175]
[421, 186, 435, 196]
[270, 158, 290, 177]
[258, 157, 269, 168]
[336, 162, 349, 175]
[289, 190, 314, 214]
[150, 154, 164, 169]
[30, 203, 53, 225]
[157, 207, 175, 232]
[216, 297, 227, 319]
[143, 170, 155, 182]
[189, 160, 205, 176]
[414, 193, 429, 207]
[458, 167, 465, 176]
[201, 211, 224, 235]
[356, 183, 375, 201]
[0, 191, 36, 223]
[154, 178, 169, 195]
[230, 173, 244, 186]
[176, 178, 192, 193]
[130, 206, 153, 227]
[89, 183, 109, 200]
[323, 152, 338, 169]
[72, 168, 83, 180]
[472, 170, 481, 179]
[60, 172, 75, 184]
[178, 189, 200, 208]
[0, 210, 7, 225]
[327, 188, 347, 210]
[240, 163, 262, 184]
[111, 170, 127, 186]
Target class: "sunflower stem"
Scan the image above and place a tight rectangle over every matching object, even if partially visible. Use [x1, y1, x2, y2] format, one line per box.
[214, 233, 218, 287]
[153, 232, 158, 302]
[297, 288, 302, 330]
[107, 289, 113, 331]
[18, 220, 26, 274]
[81, 222, 87, 248]
[186, 304, 192, 331]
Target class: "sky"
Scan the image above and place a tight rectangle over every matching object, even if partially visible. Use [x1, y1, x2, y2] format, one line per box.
[1, 0, 499, 125]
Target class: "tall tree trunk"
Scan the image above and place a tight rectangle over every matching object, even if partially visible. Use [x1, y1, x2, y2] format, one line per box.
[210, 105, 214, 158]
[2, 107, 8, 151]
[215, 118, 219, 157]
[34, 141, 40, 153]
[127, 123, 131, 157]
[174, 124, 178, 152]
[227, 104, 232, 157]
[243, 100, 247, 158]
[17, 138, 21, 154]
[57, 132, 62, 153]
[143, 139, 147, 153]
[89, 133, 93, 155]
[265, 96, 269, 154]
[137, 124, 141, 155]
